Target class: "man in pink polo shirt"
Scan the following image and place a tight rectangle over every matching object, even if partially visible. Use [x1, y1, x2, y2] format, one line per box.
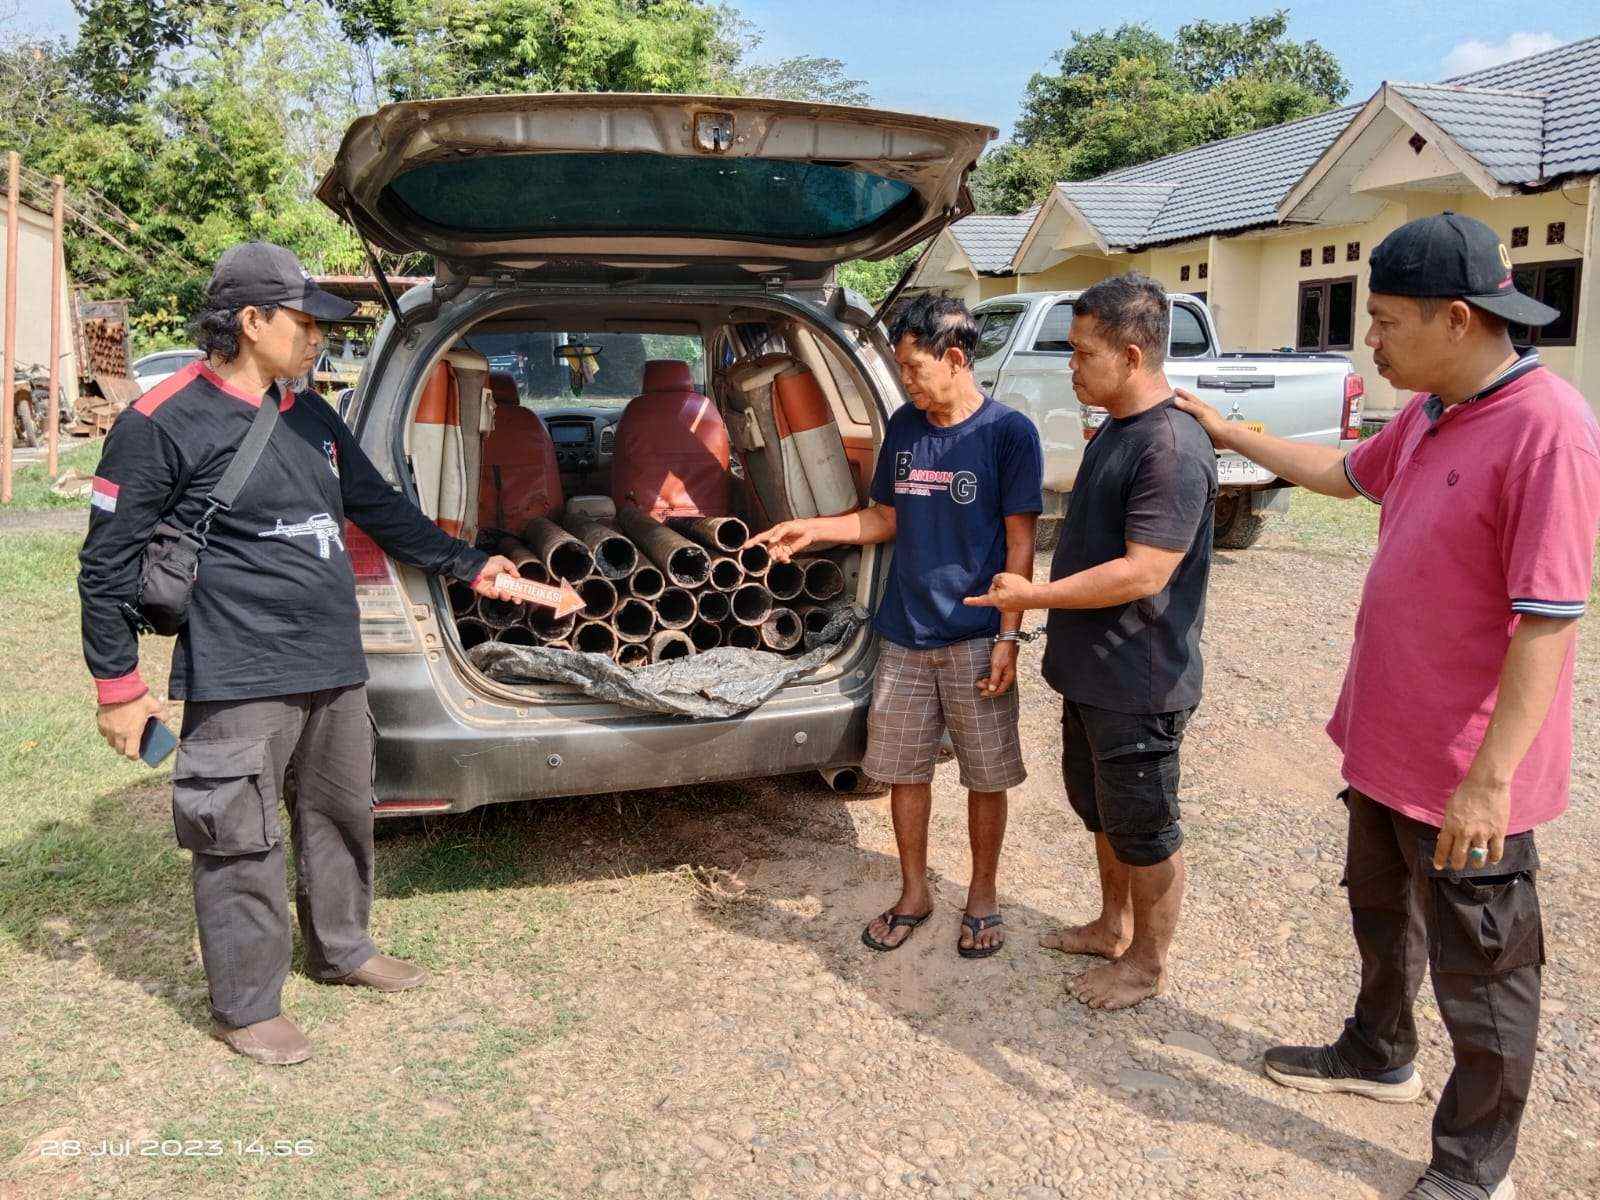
[1176, 212, 1600, 1200]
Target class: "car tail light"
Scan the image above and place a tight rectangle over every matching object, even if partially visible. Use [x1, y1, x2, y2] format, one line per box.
[1341, 373, 1365, 441]
[346, 522, 418, 651]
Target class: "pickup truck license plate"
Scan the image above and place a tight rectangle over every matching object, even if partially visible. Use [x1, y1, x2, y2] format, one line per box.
[1216, 456, 1274, 485]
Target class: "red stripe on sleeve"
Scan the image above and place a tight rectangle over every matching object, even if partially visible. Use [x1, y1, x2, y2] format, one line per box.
[94, 670, 150, 705]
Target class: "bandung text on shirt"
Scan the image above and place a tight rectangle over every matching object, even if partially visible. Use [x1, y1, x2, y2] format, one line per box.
[894, 452, 977, 504]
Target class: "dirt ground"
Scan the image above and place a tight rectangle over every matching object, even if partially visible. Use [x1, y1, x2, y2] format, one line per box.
[6, 502, 1599, 1200]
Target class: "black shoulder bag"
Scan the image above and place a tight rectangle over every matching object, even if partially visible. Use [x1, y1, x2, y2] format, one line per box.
[130, 392, 280, 637]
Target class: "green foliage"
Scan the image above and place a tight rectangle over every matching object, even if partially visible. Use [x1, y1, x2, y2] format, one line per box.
[974, 10, 1349, 213]
[837, 245, 921, 306]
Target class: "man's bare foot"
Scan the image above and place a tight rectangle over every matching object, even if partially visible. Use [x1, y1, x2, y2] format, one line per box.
[1068, 958, 1165, 1011]
[1041, 919, 1130, 960]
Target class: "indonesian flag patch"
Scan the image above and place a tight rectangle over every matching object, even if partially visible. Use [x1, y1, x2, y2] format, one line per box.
[90, 477, 119, 513]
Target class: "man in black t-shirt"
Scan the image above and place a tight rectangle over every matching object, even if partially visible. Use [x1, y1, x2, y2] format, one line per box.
[80, 243, 525, 1065]
[968, 272, 1216, 1010]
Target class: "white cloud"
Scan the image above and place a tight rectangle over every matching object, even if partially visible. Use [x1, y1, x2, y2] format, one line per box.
[1442, 32, 1565, 76]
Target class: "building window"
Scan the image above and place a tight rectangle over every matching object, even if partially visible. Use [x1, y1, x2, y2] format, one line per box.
[1180, 264, 1190, 282]
[1346, 241, 1360, 262]
[1408, 132, 1428, 154]
[1322, 245, 1336, 265]
[1511, 225, 1529, 248]
[1547, 221, 1566, 246]
[1198, 261, 1208, 280]
[1508, 260, 1581, 347]
[1297, 277, 1357, 352]
[1300, 248, 1313, 268]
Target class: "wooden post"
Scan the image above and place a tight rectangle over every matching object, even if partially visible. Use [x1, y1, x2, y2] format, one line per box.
[47, 176, 64, 478]
[2, 151, 19, 504]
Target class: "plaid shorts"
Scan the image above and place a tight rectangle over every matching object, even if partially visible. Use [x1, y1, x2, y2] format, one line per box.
[863, 637, 1027, 791]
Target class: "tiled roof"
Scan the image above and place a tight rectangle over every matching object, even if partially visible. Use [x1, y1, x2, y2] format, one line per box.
[1391, 84, 1546, 183]
[948, 209, 1036, 273]
[993, 34, 1599, 261]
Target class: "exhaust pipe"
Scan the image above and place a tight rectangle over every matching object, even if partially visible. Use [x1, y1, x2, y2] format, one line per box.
[617, 641, 650, 667]
[707, 556, 743, 592]
[764, 559, 804, 601]
[689, 619, 723, 651]
[649, 629, 694, 662]
[738, 542, 770, 576]
[759, 607, 803, 652]
[819, 766, 861, 793]
[573, 619, 619, 657]
[655, 586, 697, 631]
[497, 535, 551, 583]
[612, 597, 656, 643]
[725, 623, 760, 649]
[578, 575, 619, 620]
[627, 563, 665, 600]
[456, 616, 491, 649]
[695, 589, 731, 623]
[617, 506, 709, 587]
[520, 516, 595, 582]
[557, 513, 638, 580]
[800, 557, 844, 602]
[731, 583, 773, 627]
[664, 515, 749, 554]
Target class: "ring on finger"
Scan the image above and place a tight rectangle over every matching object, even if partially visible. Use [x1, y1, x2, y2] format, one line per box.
[1468, 845, 1489, 863]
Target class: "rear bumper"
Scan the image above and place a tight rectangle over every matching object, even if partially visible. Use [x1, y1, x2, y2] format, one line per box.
[365, 648, 875, 814]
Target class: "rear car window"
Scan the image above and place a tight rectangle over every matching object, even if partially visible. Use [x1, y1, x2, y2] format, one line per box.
[386, 154, 916, 243]
[973, 308, 1023, 360]
[465, 330, 705, 410]
[1031, 301, 1074, 353]
[1169, 305, 1211, 358]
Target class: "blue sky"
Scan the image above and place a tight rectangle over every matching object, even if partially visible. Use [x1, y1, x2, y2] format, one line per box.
[20, 0, 1597, 139]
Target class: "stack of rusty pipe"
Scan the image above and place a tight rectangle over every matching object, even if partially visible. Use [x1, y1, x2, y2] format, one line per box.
[451, 507, 847, 667]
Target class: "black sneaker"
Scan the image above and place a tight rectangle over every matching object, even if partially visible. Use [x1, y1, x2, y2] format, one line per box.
[1401, 1167, 1515, 1200]
[1262, 1043, 1423, 1102]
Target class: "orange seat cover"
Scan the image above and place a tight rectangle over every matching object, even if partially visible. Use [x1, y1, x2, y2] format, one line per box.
[479, 373, 564, 531]
[611, 360, 730, 519]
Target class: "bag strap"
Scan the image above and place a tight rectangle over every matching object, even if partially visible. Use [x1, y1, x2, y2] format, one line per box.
[192, 385, 281, 539]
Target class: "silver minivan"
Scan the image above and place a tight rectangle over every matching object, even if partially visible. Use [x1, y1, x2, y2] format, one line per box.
[314, 93, 994, 815]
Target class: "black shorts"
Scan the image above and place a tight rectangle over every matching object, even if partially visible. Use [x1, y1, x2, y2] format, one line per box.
[1061, 699, 1191, 867]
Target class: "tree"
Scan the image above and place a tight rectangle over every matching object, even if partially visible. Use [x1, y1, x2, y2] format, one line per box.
[708, 6, 869, 105]
[973, 10, 1349, 213]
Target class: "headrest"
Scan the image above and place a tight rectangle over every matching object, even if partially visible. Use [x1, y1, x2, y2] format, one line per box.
[487, 373, 519, 407]
[642, 359, 695, 393]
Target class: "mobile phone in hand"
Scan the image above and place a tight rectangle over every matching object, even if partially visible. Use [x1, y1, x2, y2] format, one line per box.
[139, 716, 178, 767]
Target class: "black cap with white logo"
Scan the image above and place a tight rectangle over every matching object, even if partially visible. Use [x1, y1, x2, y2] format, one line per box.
[206, 242, 357, 320]
[1368, 212, 1559, 326]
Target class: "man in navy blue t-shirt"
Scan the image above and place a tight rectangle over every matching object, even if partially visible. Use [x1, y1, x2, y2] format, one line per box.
[750, 294, 1042, 958]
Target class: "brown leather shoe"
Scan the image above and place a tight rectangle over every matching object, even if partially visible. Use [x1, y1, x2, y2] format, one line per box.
[211, 1015, 313, 1065]
[330, 953, 429, 992]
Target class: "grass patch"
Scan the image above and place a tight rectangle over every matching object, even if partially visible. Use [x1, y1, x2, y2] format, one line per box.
[1271, 488, 1380, 557]
[4, 439, 102, 511]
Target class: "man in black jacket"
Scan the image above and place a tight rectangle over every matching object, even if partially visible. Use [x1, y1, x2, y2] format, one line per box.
[79, 243, 524, 1065]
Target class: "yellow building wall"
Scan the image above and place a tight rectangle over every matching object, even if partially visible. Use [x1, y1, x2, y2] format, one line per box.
[1016, 256, 1122, 292]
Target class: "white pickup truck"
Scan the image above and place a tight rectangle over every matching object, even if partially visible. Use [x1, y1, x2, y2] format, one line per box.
[970, 291, 1366, 549]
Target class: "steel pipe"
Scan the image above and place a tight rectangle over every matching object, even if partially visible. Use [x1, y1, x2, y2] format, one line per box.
[573, 620, 619, 657]
[695, 589, 731, 623]
[612, 597, 656, 643]
[497, 535, 551, 583]
[446, 580, 478, 617]
[689, 620, 723, 652]
[498, 625, 536, 646]
[529, 607, 578, 641]
[725, 623, 760, 649]
[478, 594, 524, 628]
[617, 642, 650, 668]
[730, 583, 774, 627]
[557, 513, 638, 579]
[795, 604, 836, 637]
[456, 616, 491, 650]
[578, 575, 619, 620]
[800, 557, 845, 602]
[520, 516, 595, 582]
[616, 506, 709, 587]
[764, 559, 804, 601]
[707, 556, 743, 592]
[759, 607, 803, 652]
[649, 630, 694, 662]
[655, 586, 697, 631]
[738, 542, 771, 576]
[627, 563, 665, 600]
[664, 515, 749, 554]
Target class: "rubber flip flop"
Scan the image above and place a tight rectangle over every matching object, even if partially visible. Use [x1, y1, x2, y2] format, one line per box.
[861, 909, 934, 952]
[958, 912, 1004, 959]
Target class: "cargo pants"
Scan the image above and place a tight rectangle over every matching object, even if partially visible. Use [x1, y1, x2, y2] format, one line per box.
[172, 684, 379, 1028]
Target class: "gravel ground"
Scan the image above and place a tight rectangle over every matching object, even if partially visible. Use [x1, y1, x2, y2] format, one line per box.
[495, 519, 1600, 1200]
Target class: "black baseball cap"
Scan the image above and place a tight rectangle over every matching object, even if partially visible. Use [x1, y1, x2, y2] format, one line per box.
[206, 242, 357, 320]
[1368, 212, 1558, 326]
